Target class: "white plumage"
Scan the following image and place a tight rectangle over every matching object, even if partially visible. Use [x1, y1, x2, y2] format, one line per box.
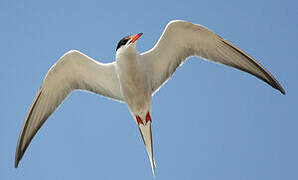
[15, 20, 285, 175]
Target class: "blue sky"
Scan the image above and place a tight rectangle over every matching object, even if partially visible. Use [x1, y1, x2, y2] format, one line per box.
[0, 0, 297, 179]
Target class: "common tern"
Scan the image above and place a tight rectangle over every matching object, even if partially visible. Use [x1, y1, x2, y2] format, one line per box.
[15, 20, 285, 175]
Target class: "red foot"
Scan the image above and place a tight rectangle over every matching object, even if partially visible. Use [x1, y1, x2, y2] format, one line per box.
[136, 115, 143, 125]
[146, 112, 151, 124]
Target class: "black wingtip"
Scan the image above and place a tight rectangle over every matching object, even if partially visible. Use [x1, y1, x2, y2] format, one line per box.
[280, 88, 286, 95]
[15, 150, 22, 168]
[275, 82, 286, 95]
[15, 158, 19, 168]
[15, 144, 20, 168]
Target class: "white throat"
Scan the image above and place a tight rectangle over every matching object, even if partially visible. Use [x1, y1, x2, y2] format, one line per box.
[116, 43, 138, 60]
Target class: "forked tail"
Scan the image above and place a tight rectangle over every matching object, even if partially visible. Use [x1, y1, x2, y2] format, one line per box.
[136, 112, 156, 176]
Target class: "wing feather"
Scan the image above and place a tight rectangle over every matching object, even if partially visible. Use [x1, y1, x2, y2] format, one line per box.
[15, 50, 123, 167]
[141, 20, 285, 94]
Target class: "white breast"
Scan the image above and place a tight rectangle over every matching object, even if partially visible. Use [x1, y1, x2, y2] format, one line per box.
[116, 52, 151, 117]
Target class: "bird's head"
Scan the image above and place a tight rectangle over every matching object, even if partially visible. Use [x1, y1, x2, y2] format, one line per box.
[116, 33, 143, 54]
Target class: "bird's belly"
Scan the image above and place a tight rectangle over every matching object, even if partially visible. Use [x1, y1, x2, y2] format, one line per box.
[119, 69, 151, 114]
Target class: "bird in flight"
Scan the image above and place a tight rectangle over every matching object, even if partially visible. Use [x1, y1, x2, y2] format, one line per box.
[15, 20, 285, 175]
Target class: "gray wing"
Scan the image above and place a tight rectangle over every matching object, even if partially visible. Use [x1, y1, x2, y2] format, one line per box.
[15, 50, 123, 168]
[141, 20, 285, 95]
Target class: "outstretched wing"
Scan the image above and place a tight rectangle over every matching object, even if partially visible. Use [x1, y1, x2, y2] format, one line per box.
[15, 50, 123, 167]
[141, 20, 285, 95]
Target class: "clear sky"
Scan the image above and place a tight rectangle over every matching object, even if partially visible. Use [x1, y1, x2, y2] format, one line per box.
[0, 0, 297, 179]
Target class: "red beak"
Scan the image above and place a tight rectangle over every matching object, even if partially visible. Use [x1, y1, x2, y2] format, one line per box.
[130, 33, 143, 43]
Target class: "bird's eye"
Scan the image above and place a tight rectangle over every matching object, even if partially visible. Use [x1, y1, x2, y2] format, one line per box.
[116, 38, 130, 51]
